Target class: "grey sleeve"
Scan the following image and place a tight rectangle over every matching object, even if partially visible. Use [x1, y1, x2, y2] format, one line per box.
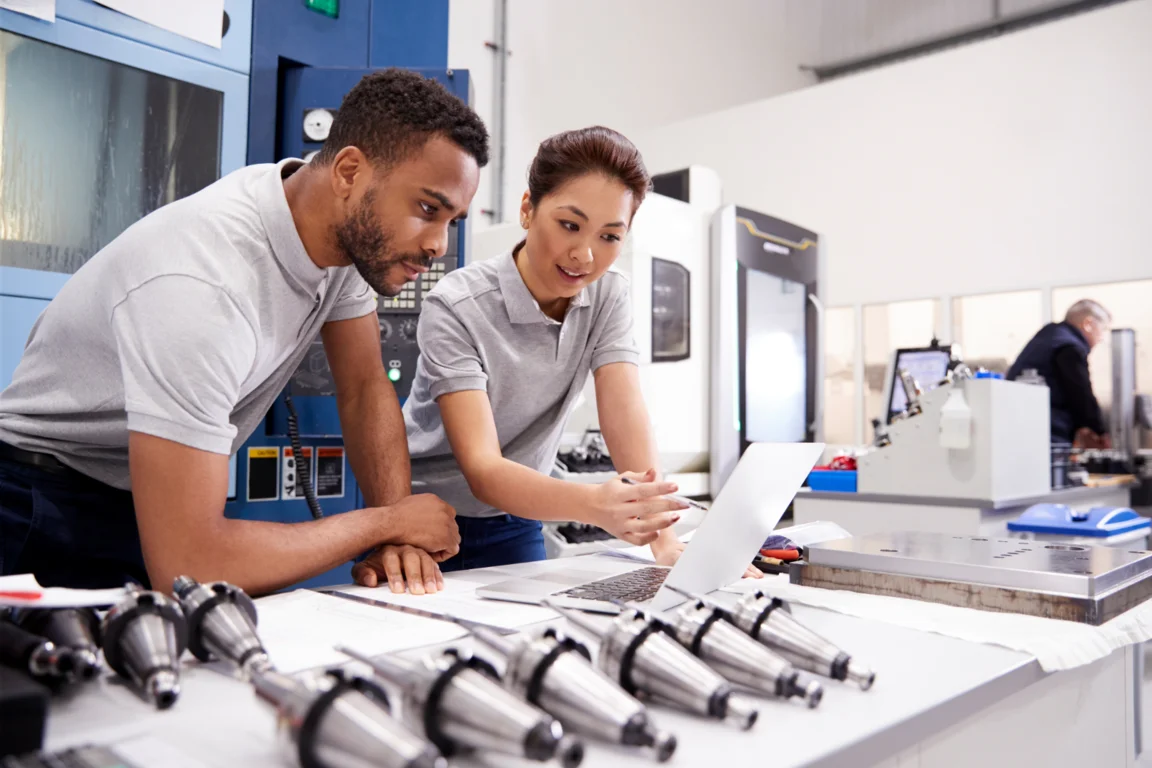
[416, 295, 488, 400]
[591, 278, 641, 371]
[328, 271, 377, 322]
[111, 276, 258, 454]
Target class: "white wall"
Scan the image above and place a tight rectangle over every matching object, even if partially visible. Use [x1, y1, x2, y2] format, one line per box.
[448, 0, 815, 231]
[631, 0, 1152, 308]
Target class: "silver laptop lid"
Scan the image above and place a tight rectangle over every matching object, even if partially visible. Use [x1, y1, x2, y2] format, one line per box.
[652, 442, 824, 611]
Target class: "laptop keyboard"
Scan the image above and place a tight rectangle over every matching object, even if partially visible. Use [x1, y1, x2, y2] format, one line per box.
[556, 566, 670, 604]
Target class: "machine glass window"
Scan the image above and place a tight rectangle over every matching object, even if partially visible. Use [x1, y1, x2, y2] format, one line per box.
[951, 290, 1042, 374]
[0, 30, 223, 274]
[651, 257, 690, 362]
[823, 306, 856, 445]
[863, 299, 942, 437]
[744, 270, 807, 443]
[1052, 280, 1152, 446]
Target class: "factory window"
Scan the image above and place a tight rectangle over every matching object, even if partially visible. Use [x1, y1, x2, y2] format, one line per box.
[823, 306, 856, 445]
[0, 29, 222, 274]
[951, 290, 1043, 375]
[1052, 280, 1152, 446]
[862, 299, 942, 440]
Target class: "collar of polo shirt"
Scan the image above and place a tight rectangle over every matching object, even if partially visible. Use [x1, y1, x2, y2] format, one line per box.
[497, 251, 590, 325]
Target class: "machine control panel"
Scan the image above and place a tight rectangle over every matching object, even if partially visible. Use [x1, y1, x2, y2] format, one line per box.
[377, 247, 458, 398]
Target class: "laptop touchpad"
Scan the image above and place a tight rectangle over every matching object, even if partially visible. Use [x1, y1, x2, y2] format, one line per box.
[527, 570, 611, 586]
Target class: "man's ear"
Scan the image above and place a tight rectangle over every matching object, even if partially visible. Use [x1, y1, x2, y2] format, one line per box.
[329, 146, 370, 201]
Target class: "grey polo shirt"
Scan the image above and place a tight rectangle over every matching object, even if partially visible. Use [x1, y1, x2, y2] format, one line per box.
[403, 252, 639, 518]
[0, 160, 376, 490]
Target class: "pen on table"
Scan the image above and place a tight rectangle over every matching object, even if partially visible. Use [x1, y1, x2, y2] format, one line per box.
[620, 476, 708, 512]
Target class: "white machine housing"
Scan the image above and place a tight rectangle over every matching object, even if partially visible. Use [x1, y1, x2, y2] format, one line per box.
[560, 169, 722, 495]
[857, 378, 1050, 501]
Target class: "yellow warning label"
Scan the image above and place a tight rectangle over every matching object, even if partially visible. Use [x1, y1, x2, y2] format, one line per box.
[248, 447, 278, 459]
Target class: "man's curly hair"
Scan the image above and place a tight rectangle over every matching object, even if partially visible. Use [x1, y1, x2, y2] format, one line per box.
[314, 68, 489, 169]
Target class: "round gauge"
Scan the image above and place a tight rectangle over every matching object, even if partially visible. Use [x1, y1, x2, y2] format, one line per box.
[378, 317, 393, 342]
[399, 318, 419, 342]
[302, 109, 334, 142]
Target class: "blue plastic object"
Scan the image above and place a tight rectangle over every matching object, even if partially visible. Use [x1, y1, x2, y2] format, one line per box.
[974, 370, 1004, 379]
[1008, 503, 1151, 537]
[808, 470, 857, 493]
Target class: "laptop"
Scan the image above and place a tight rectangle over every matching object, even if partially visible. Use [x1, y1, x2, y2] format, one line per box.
[476, 442, 825, 613]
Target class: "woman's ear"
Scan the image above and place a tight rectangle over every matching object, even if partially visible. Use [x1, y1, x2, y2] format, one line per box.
[519, 192, 533, 229]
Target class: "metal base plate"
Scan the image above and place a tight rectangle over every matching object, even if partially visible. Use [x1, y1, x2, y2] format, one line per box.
[791, 531, 1152, 625]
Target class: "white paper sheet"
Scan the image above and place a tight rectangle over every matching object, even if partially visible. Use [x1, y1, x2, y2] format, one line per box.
[725, 575, 1152, 672]
[332, 578, 557, 630]
[95, 0, 224, 48]
[255, 590, 468, 674]
[0, 0, 54, 22]
[0, 573, 127, 608]
[112, 735, 212, 768]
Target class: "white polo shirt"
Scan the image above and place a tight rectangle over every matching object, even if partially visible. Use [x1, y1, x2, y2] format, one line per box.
[0, 160, 376, 490]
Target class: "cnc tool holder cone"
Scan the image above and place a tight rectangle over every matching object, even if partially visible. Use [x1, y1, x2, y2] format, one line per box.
[173, 575, 272, 678]
[253, 667, 445, 768]
[101, 584, 187, 709]
[731, 590, 875, 690]
[473, 624, 677, 762]
[13, 607, 101, 681]
[548, 602, 758, 730]
[340, 646, 583, 767]
[666, 594, 823, 708]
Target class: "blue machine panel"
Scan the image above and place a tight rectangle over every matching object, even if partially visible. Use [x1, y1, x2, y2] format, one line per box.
[369, 0, 449, 70]
[247, 0, 373, 164]
[233, 2, 466, 588]
[54, 0, 252, 75]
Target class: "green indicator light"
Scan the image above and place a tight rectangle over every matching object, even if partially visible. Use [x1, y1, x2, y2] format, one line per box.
[304, 0, 339, 19]
[388, 368, 401, 382]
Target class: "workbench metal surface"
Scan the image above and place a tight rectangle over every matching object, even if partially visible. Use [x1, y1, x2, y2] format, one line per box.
[799, 483, 1131, 510]
[42, 556, 1047, 768]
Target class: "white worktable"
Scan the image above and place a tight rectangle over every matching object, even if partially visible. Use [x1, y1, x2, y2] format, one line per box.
[793, 484, 1135, 540]
[43, 555, 1142, 768]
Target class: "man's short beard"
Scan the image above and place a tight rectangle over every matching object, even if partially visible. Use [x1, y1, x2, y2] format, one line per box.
[334, 188, 427, 297]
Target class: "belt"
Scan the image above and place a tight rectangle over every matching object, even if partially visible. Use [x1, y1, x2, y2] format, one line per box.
[0, 441, 71, 475]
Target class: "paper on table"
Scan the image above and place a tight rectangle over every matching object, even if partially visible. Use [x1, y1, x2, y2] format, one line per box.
[0, 573, 127, 608]
[332, 578, 557, 630]
[594, 528, 697, 563]
[95, 0, 224, 48]
[0, 0, 54, 22]
[725, 575, 1152, 672]
[255, 590, 468, 674]
[112, 735, 213, 768]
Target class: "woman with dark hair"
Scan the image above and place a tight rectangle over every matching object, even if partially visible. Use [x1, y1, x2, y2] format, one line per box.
[353, 126, 761, 592]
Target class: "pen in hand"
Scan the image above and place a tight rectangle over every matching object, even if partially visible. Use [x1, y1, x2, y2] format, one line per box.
[620, 476, 708, 512]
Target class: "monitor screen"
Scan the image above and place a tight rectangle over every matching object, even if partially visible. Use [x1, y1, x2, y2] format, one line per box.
[887, 348, 951, 419]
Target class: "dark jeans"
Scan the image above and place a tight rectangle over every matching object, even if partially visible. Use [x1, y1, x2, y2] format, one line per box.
[0, 456, 148, 589]
[439, 514, 547, 572]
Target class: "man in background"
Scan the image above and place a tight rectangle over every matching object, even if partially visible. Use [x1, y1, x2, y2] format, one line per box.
[1008, 299, 1112, 448]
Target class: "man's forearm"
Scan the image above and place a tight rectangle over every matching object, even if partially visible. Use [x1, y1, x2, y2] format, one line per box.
[339, 375, 411, 507]
[148, 508, 400, 597]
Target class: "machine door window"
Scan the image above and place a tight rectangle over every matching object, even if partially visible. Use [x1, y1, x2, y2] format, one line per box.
[0, 29, 223, 274]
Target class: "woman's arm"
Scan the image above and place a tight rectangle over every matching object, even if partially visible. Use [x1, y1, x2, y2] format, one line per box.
[592, 363, 683, 562]
[594, 362, 761, 577]
[438, 389, 684, 545]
